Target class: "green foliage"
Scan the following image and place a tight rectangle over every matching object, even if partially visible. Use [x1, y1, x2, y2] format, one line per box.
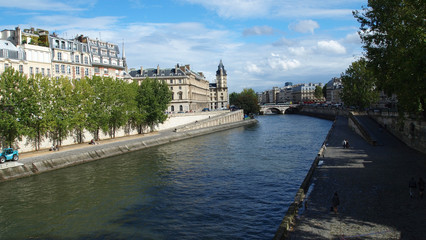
[354, 0, 426, 118]
[322, 85, 327, 99]
[314, 86, 323, 100]
[231, 88, 260, 115]
[0, 70, 173, 147]
[135, 78, 172, 132]
[340, 58, 379, 110]
[0, 68, 28, 147]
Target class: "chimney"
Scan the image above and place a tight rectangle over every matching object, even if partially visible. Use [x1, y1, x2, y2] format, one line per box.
[140, 66, 143, 75]
[175, 64, 178, 74]
[185, 64, 190, 71]
[157, 65, 160, 75]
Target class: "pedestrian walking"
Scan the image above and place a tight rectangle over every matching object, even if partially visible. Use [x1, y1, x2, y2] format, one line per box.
[332, 192, 340, 214]
[342, 139, 347, 148]
[418, 177, 425, 199]
[409, 177, 417, 198]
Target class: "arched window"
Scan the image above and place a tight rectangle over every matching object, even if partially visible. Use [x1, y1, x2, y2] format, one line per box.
[178, 92, 183, 100]
[171, 105, 174, 112]
[179, 105, 183, 111]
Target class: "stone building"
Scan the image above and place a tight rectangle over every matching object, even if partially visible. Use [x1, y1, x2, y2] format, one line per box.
[85, 37, 126, 79]
[129, 64, 210, 113]
[49, 34, 92, 80]
[0, 39, 26, 74]
[209, 60, 229, 110]
[292, 83, 324, 103]
[325, 77, 343, 103]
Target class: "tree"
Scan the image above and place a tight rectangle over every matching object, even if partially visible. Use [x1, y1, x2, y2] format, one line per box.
[340, 58, 379, 110]
[232, 88, 260, 115]
[314, 86, 323, 100]
[354, 0, 426, 118]
[48, 77, 74, 146]
[322, 85, 327, 100]
[71, 77, 94, 143]
[135, 78, 172, 132]
[0, 68, 28, 147]
[229, 92, 239, 106]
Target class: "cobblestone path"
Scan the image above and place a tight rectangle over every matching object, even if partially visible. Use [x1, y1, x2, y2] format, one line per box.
[289, 116, 426, 240]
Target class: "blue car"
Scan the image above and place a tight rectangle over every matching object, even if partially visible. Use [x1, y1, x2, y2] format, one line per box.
[0, 148, 19, 163]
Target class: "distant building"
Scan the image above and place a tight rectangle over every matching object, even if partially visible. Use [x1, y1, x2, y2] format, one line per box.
[129, 64, 210, 113]
[292, 83, 323, 103]
[209, 60, 229, 110]
[49, 34, 91, 80]
[0, 39, 26, 74]
[85, 37, 126, 79]
[326, 77, 343, 103]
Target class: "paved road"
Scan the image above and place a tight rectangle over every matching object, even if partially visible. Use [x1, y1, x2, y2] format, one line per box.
[289, 116, 426, 240]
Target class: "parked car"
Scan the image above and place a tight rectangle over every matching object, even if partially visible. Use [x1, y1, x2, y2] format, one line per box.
[202, 108, 210, 112]
[0, 148, 19, 163]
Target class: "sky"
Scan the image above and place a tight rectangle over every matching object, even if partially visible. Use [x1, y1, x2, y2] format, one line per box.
[0, 0, 367, 93]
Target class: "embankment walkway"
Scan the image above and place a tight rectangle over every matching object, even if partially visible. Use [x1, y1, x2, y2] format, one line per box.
[288, 116, 426, 239]
[0, 118, 257, 182]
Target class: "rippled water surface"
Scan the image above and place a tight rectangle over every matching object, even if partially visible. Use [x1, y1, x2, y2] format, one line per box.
[0, 115, 332, 239]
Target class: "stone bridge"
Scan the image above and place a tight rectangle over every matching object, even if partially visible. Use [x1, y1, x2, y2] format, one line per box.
[259, 104, 298, 115]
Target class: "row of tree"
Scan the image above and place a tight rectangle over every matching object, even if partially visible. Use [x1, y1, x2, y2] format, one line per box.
[341, 0, 424, 119]
[0, 68, 171, 149]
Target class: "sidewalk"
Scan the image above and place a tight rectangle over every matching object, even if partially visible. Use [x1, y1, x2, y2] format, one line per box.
[289, 116, 426, 239]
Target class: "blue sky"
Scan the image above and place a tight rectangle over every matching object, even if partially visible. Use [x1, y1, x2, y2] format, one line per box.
[0, 0, 367, 92]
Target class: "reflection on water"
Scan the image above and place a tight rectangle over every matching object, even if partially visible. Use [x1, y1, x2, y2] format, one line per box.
[0, 115, 331, 240]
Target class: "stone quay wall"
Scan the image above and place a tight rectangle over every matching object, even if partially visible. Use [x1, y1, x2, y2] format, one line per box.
[0, 113, 257, 182]
[273, 118, 336, 240]
[368, 111, 426, 154]
[10, 111, 227, 153]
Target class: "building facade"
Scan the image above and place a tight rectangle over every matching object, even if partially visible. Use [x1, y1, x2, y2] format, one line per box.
[326, 77, 343, 103]
[49, 34, 92, 80]
[86, 37, 126, 79]
[129, 64, 210, 113]
[209, 60, 229, 110]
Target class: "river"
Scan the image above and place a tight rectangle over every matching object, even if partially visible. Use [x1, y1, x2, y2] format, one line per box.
[0, 114, 332, 240]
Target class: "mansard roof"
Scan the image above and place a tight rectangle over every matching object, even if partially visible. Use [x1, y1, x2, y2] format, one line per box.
[216, 59, 227, 76]
[129, 64, 206, 80]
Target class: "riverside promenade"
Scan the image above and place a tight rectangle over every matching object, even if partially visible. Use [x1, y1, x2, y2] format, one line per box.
[0, 114, 257, 181]
[288, 116, 426, 239]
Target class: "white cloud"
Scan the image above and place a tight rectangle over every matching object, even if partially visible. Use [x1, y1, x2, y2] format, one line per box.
[0, 0, 82, 11]
[268, 53, 301, 71]
[317, 40, 346, 54]
[243, 26, 274, 36]
[182, 0, 359, 19]
[245, 63, 262, 73]
[289, 20, 319, 34]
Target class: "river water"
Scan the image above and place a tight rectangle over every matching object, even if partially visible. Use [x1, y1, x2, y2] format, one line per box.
[0, 115, 332, 240]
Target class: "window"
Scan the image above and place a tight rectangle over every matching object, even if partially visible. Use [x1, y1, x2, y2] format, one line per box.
[84, 56, 88, 64]
[179, 79, 182, 83]
[74, 44, 77, 51]
[61, 65, 65, 74]
[104, 68, 108, 74]
[61, 41, 65, 49]
[83, 45, 87, 52]
[178, 92, 183, 100]
[41, 68, 45, 76]
[19, 65, 23, 73]
[55, 65, 59, 73]
[76, 66, 80, 75]
[35, 68, 39, 74]
[85, 68, 89, 76]
[95, 67, 99, 73]
[179, 105, 183, 111]
[75, 55, 79, 63]
[30, 67, 34, 75]
[171, 92, 174, 100]
[67, 66, 71, 74]
[101, 49, 107, 55]
[57, 52, 62, 61]
[179, 86, 182, 90]
[170, 80, 173, 84]
[4, 63, 9, 69]
[171, 106, 174, 112]
[55, 40, 59, 48]
[47, 69, 50, 76]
